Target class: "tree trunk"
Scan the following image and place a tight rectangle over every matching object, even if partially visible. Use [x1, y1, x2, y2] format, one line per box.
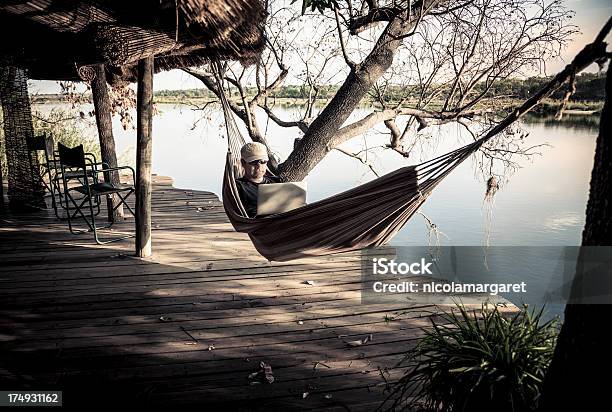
[0, 133, 5, 212]
[278, 0, 440, 181]
[0, 65, 46, 211]
[135, 56, 153, 258]
[91, 64, 124, 222]
[539, 64, 612, 409]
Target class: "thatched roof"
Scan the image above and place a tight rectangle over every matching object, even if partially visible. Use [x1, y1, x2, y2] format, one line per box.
[0, 0, 266, 85]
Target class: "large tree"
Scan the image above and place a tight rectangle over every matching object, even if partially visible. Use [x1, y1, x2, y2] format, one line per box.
[539, 27, 612, 410]
[187, 0, 576, 181]
[91, 64, 124, 221]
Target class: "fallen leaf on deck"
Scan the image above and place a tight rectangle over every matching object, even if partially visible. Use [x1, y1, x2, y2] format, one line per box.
[261, 361, 275, 383]
[345, 334, 373, 347]
[313, 361, 331, 370]
[248, 361, 275, 384]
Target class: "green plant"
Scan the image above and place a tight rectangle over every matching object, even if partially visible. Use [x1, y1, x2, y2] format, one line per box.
[0, 107, 101, 182]
[381, 303, 559, 412]
[32, 108, 100, 159]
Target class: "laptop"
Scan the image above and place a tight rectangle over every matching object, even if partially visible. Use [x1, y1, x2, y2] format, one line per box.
[257, 181, 307, 216]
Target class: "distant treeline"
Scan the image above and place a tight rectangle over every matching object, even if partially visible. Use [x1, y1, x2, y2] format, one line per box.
[479, 72, 605, 101]
[155, 72, 605, 102]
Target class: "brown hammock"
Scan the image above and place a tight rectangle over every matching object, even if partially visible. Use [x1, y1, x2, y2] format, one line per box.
[223, 146, 481, 261]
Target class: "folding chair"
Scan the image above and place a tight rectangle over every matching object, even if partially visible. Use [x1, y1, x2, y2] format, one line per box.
[27, 134, 104, 219]
[57, 142, 136, 244]
[52, 147, 108, 220]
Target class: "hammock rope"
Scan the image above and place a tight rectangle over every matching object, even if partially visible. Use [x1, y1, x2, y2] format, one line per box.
[213, 60, 489, 261]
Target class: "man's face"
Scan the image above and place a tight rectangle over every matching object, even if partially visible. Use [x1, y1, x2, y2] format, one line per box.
[242, 159, 268, 182]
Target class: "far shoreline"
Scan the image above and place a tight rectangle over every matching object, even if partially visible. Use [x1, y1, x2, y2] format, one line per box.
[30, 94, 604, 117]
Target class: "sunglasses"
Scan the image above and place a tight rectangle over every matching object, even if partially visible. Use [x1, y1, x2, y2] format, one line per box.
[247, 160, 268, 165]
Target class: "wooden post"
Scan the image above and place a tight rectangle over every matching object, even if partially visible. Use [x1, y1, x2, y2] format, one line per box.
[135, 56, 153, 257]
[91, 64, 123, 222]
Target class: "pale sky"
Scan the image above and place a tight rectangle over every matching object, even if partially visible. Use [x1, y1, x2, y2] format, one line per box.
[29, 0, 612, 95]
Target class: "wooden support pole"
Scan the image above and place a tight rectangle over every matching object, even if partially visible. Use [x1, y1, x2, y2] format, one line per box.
[135, 56, 153, 257]
[91, 64, 123, 222]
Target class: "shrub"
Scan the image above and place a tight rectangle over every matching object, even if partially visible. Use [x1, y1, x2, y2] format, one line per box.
[32, 108, 100, 159]
[381, 303, 559, 412]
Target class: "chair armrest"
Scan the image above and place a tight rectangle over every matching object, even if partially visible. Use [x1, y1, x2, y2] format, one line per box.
[96, 166, 135, 174]
[84, 158, 109, 169]
[95, 166, 136, 183]
[84, 152, 98, 162]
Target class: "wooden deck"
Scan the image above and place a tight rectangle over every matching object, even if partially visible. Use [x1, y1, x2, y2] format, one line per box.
[0, 176, 514, 410]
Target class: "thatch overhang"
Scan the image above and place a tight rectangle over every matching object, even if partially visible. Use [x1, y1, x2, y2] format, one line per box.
[0, 0, 266, 84]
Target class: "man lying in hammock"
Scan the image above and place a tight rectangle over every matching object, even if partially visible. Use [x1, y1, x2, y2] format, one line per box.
[236, 142, 280, 217]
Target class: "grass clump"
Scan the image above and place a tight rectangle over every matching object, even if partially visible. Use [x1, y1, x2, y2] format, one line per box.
[381, 303, 559, 412]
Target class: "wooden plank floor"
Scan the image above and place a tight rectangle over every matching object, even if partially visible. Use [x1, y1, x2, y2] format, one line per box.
[0, 176, 516, 410]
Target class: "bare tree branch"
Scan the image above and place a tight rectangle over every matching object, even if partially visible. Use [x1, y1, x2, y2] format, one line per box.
[259, 104, 310, 132]
[334, 146, 381, 177]
[335, 5, 357, 69]
[348, 6, 401, 35]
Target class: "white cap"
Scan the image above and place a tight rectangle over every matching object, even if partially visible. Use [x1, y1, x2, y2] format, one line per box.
[240, 142, 269, 163]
